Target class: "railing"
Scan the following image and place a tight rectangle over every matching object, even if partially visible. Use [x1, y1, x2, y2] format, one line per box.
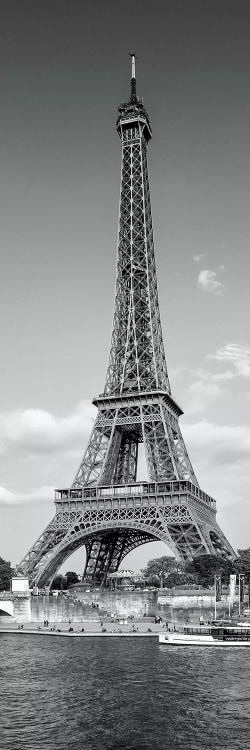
[55, 480, 216, 510]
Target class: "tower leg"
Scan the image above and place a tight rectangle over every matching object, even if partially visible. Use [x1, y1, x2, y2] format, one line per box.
[83, 529, 158, 583]
[72, 414, 123, 488]
[142, 401, 198, 483]
[114, 435, 138, 483]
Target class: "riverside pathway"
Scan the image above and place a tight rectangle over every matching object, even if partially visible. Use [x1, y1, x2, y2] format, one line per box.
[0, 617, 166, 637]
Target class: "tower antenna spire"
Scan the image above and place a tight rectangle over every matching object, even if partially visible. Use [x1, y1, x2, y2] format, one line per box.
[130, 52, 137, 102]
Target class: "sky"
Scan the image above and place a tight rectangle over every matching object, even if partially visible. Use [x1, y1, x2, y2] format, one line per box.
[0, 0, 250, 572]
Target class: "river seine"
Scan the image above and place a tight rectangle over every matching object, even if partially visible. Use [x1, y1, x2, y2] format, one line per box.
[1, 635, 250, 750]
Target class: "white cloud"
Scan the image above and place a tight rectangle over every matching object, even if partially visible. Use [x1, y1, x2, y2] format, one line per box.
[168, 366, 183, 380]
[182, 419, 250, 511]
[0, 485, 54, 505]
[0, 401, 95, 456]
[191, 366, 234, 384]
[193, 253, 206, 263]
[208, 343, 250, 377]
[212, 369, 234, 382]
[183, 420, 250, 459]
[185, 380, 222, 415]
[197, 269, 224, 295]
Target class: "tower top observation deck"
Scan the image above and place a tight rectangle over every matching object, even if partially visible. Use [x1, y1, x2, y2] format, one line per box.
[117, 53, 152, 141]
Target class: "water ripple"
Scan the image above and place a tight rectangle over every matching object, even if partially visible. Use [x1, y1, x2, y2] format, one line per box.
[1, 635, 250, 749]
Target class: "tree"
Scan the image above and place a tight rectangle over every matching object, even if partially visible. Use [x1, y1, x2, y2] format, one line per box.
[51, 571, 80, 590]
[235, 549, 250, 584]
[185, 554, 234, 587]
[0, 557, 13, 591]
[65, 571, 79, 587]
[142, 556, 190, 588]
[51, 574, 66, 590]
[142, 553, 237, 589]
[142, 556, 175, 586]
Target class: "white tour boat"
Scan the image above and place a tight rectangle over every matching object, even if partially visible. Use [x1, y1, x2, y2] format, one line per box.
[159, 624, 250, 646]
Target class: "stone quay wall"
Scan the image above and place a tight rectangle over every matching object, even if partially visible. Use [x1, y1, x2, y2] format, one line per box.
[1, 586, 249, 624]
[73, 588, 158, 618]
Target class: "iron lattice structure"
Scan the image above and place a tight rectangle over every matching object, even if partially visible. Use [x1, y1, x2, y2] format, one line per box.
[18, 58, 235, 587]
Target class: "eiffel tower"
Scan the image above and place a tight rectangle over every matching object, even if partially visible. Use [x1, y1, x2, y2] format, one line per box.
[18, 56, 235, 587]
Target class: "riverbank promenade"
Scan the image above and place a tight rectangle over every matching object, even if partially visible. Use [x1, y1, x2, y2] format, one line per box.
[0, 616, 165, 637]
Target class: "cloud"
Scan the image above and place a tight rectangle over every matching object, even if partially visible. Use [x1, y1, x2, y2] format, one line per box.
[0, 401, 95, 456]
[193, 253, 206, 263]
[168, 366, 183, 380]
[211, 370, 234, 382]
[0, 485, 54, 505]
[183, 343, 250, 398]
[191, 366, 234, 384]
[183, 420, 250, 460]
[182, 419, 250, 511]
[208, 343, 250, 377]
[197, 269, 224, 295]
[185, 380, 222, 415]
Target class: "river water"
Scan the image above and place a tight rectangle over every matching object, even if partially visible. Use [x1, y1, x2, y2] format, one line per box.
[1, 635, 250, 750]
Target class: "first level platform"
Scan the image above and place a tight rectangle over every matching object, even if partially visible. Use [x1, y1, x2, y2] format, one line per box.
[55, 479, 216, 513]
